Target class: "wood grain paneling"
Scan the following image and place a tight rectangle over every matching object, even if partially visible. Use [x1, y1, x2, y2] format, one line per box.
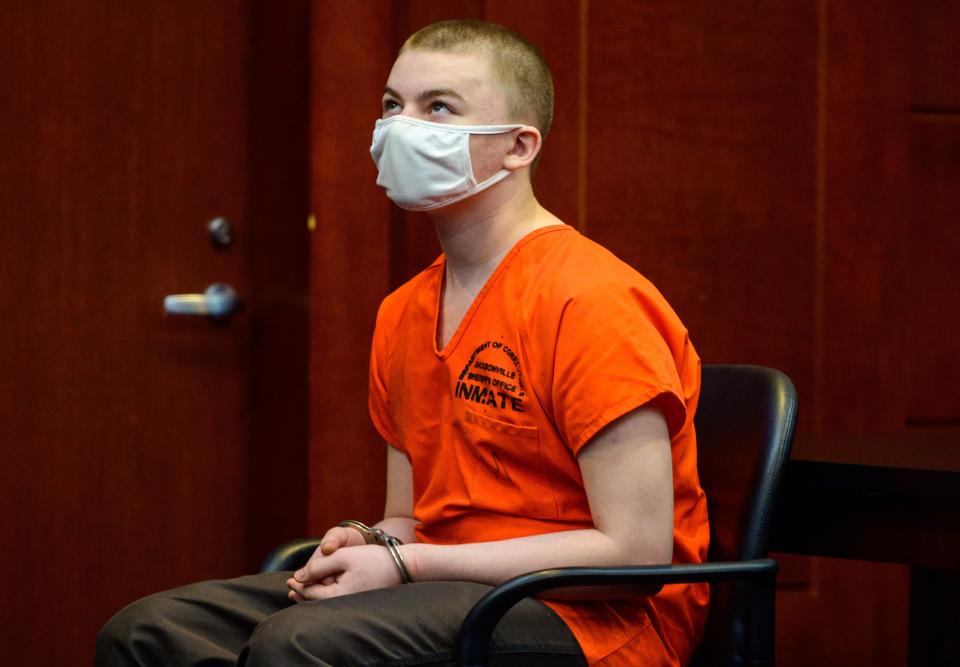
[779, 3, 913, 665]
[308, 0, 397, 532]
[775, 557, 910, 666]
[903, 120, 960, 424]
[911, 0, 960, 110]
[485, 0, 584, 228]
[585, 1, 817, 417]
[817, 0, 911, 441]
[247, 0, 310, 569]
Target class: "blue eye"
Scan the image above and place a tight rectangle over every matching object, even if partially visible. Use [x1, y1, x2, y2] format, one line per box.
[382, 99, 400, 115]
[429, 101, 451, 114]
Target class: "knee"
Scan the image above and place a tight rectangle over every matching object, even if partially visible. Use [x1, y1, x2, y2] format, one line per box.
[96, 610, 126, 665]
[242, 602, 352, 666]
[95, 594, 173, 665]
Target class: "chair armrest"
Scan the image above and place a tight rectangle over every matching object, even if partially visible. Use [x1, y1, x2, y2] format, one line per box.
[260, 538, 322, 573]
[455, 559, 778, 667]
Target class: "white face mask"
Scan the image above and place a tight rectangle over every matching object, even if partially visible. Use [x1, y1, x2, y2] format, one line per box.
[370, 115, 523, 211]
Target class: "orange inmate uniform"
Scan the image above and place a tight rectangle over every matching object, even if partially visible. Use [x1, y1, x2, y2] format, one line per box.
[368, 225, 710, 666]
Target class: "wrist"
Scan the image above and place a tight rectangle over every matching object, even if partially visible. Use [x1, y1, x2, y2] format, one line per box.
[338, 519, 412, 583]
[343, 528, 368, 547]
[398, 543, 422, 582]
[374, 516, 417, 545]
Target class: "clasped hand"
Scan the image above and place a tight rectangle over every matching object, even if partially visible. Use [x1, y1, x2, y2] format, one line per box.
[285, 525, 402, 602]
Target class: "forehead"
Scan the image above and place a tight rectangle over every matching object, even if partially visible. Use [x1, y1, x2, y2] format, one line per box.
[386, 48, 509, 122]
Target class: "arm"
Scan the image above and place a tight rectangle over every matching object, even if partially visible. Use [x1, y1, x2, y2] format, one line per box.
[288, 405, 673, 600]
[404, 404, 673, 584]
[374, 446, 417, 543]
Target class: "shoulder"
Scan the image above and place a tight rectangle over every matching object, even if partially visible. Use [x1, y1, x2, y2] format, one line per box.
[517, 227, 686, 338]
[515, 227, 698, 445]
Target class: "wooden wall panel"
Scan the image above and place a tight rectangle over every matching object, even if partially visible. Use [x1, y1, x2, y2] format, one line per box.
[778, 3, 912, 665]
[246, 0, 310, 569]
[903, 120, 960, 425]
[776, 558, 910, 666]
[817, 0, 911, 442]
[911, 0, 960, 110]
[585, 1, 817, 420]
[485, 0, 584, 228]
[308, 0, 397, 532]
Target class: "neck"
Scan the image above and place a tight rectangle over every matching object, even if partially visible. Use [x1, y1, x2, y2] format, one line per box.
[428, 175, 561, 288]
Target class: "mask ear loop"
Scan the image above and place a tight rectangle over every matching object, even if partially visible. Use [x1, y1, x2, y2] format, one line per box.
[460, 131, 477, 188]
[413, 167, 513, 211]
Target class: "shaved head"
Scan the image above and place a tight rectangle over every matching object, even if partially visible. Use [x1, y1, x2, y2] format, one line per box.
[402, 20, 554, 140]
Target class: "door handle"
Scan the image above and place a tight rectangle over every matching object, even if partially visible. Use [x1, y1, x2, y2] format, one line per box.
[164, 283, 239, 318]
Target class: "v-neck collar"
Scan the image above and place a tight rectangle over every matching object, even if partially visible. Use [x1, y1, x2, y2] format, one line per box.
[432, 224, 569, 359]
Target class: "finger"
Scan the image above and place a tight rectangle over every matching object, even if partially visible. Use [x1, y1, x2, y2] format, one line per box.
[293, 557, 319, 583]
[288, 573, 337, 593]
[288, 574, 338, 602]
[286, 577, 305, 595]
[294, 565, 314, 583]
[298, 581, 340, 601]
[295, 552, 341, 584]
[319, 526, 359, 555]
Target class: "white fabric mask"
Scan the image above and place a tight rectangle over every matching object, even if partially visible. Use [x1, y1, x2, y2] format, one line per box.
[370, 115, 523, 211]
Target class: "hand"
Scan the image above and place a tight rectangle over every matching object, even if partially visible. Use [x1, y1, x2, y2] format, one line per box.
[286, 544, 402, 602]
[316, 524, 367, 558]
[285, 524, 370, 602]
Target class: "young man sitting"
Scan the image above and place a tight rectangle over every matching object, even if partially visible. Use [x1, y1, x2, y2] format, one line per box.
[97, 19, 709, 667]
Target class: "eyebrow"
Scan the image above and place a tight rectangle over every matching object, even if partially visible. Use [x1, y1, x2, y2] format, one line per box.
[383, 86, 466, 103]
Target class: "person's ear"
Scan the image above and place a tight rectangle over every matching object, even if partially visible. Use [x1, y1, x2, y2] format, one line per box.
[502, 126, 542, 171]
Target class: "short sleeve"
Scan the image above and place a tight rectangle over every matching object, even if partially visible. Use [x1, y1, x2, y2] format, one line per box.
[547, 285, 687, 455]
[368, 304, 401, 449]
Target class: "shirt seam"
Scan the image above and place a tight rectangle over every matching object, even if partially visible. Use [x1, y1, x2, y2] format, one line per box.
[568, 385, 680, 456]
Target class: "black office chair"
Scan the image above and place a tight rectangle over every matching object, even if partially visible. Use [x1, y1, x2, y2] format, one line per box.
[262, 364, 798, 667]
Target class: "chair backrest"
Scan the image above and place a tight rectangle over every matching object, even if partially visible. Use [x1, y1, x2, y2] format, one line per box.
[691, 364, 798, 666]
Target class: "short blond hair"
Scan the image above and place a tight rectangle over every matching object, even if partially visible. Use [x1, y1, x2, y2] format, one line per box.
[402, 20, 554, 140]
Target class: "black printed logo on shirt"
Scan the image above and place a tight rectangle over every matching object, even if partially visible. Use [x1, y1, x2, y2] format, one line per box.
[454, 341, 526, 412]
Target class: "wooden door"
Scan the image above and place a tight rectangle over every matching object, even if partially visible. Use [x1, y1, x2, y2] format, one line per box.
[0, 1, 308, 664]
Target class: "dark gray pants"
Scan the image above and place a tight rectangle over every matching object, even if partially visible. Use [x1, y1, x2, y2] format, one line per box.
[96, 571, 586, 666]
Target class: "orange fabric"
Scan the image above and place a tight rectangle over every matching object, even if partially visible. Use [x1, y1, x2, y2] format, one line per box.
[369, 225, 710, 666]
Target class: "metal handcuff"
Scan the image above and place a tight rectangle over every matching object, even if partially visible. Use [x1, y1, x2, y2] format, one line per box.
[337, 520, 412, 584]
